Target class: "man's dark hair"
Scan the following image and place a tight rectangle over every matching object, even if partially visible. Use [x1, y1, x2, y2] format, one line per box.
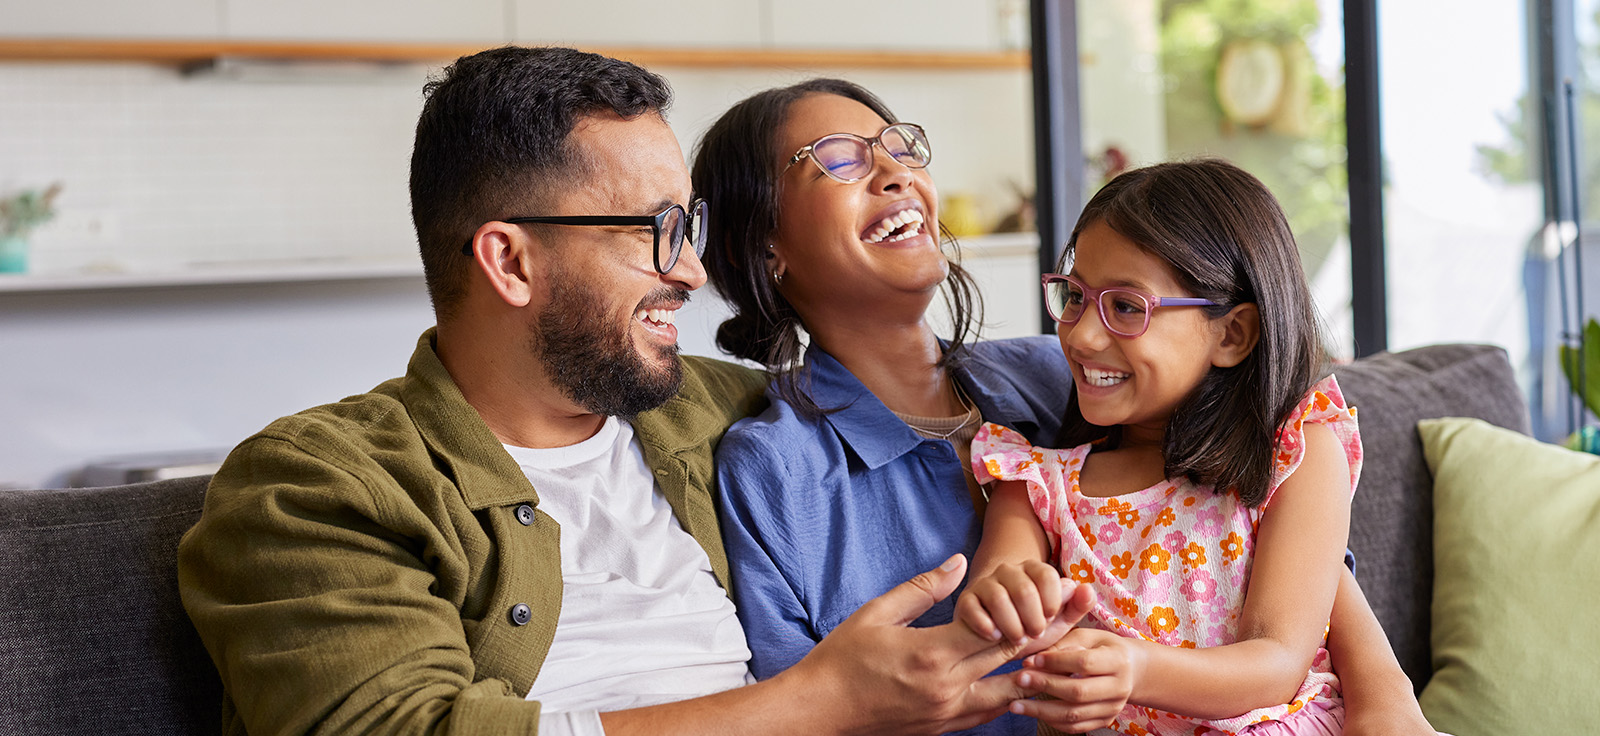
[410, 46, 672, 320]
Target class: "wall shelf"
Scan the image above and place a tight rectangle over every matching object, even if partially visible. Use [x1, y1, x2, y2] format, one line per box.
[0, 259, 422, 293]
[0, 39, 1029, 70]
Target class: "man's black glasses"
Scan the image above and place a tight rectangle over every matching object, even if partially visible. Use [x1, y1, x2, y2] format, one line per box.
[463, 199, 708, 274]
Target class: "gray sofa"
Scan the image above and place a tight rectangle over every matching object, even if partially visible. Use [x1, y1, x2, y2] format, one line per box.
[0, 343, 1528, 734]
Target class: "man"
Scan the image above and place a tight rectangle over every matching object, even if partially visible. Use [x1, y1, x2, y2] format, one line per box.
[178, 46, 1086, 735]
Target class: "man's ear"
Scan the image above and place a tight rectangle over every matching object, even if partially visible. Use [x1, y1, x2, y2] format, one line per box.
[1212, 302, 1260, 368]
[467, 221, 542, 308]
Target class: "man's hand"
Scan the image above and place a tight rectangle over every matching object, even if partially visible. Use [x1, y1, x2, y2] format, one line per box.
[955, 560, 1068, 645]
[773, 554, 1094, 735]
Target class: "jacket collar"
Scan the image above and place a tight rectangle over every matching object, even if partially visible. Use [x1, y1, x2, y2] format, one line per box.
[399, 328, 543, 510]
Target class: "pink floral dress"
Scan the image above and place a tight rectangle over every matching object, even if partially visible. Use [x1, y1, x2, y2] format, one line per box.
[972, 376, 1362, 735]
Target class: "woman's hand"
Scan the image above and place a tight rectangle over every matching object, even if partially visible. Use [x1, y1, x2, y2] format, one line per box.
[954, 560, 1067, 645]
[1011, 626, 1137, 733]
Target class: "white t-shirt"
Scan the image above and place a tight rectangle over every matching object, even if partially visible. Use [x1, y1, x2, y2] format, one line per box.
[504, 417, 753, 734]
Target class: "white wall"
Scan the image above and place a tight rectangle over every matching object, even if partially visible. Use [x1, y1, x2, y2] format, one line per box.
[0, 60, 1036, 488]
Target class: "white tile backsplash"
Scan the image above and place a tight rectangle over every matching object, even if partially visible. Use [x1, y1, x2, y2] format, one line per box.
[0, 62, 430, 275]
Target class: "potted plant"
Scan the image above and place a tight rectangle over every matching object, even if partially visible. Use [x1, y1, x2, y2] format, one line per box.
[0, 183, 62, 273]
[1560, 316, 1600, 453]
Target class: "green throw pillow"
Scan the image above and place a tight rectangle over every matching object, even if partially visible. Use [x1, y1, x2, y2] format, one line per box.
[1417, 417, 1600, 734]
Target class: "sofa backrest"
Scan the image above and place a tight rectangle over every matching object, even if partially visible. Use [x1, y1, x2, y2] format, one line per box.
[1332, 343, 1530, 691]
[0, 475, 221, 736]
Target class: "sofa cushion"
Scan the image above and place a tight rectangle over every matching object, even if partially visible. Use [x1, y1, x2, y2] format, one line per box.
[1331, 344, 1529, 689]
[0, 476, 221, 736]
[1416, 417, 1600, 734]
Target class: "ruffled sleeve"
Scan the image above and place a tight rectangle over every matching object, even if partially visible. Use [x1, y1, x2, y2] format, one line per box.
[972, 422, 1078, 553]
[1264, 375, 1363, 508]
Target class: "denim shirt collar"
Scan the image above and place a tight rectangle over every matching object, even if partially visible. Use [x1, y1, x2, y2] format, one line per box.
[802, 342, 1042, 470]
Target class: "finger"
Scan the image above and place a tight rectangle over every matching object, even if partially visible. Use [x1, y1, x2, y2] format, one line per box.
[1019, 568, 1063, 637]
[1028, 566, 1065, 624]
[1018, 668, 1127, 704]
[1058, 581, 1096, 628]
[1028, 636, 1121, 677]
[955, 593, 1002, 642]
[940, 703, 1014, 734]
[959, 667, 1032, 715]
[853, 554, 967, 627]
[977, 586, 1028, 644]
[1012, 697, 1122, 732]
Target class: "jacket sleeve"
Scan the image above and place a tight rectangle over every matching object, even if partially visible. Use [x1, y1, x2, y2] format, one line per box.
[713, 428, 820, 680]
[177, 425, 546, 736]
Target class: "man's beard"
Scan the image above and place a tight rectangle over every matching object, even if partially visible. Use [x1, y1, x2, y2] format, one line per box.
[532, 275, 687, 418]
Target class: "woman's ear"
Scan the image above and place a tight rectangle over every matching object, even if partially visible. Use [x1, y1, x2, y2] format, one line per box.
[467, 221, 540, 308]
[767, 242, 788, 282]
[1212, 302, 1261, 368]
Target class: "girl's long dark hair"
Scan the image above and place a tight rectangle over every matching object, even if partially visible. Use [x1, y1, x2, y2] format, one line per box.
[1055, 159, 1328, 507]
[690, 78, 982, 415]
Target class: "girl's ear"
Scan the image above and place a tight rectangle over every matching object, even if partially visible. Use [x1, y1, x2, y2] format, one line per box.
[1212, 302, 1261, 368]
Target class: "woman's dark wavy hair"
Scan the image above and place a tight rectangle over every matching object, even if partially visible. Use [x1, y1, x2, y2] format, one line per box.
[1054, 159, 1328, 507]
[690, 78, 983, 416]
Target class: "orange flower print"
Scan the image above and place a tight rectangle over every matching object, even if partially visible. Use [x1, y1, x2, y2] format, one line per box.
[1115, 597, 1139, 618]
[1155, 507, 1176, 527]
[1068, 469, 1081, 484]
[1068, 559, 1096, 584]
[1110, 551, 1135, 579]
[1220, 532, 1246, 563]
[1138, 543, 1171, 575]
[1125, 724, 1149, 736]
[1098, 497, 1132, 516]
[1180, 640, 1197, 649]
[1147, 606, 1179, 634]
[1181, 542, 1208, 569]
[1118, 508, 1141, 529]
[1078, 522, 1097, 550]
[1183, 496, 1197, 507]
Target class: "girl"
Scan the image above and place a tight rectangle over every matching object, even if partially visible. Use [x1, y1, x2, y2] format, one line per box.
[959, 159, 1362, 735]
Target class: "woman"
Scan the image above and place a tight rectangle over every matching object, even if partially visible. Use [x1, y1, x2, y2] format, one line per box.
[691, 78, 1433, 735]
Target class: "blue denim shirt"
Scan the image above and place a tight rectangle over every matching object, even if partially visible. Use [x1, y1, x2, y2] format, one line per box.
[715, 336, 1073, 736]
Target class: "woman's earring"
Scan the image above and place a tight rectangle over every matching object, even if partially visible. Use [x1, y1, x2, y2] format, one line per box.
[772, 269, 784, 285]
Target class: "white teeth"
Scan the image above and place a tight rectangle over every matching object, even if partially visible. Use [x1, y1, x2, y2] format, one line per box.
[1083, 368, 1130, 387]
[864, 208, 926, 244]
[637, 308, 676, 325]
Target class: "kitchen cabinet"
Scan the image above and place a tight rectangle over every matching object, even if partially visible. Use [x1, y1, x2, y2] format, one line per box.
[0, 0, 219, 39]
[513, 0, 766, 48]
[222, 0, 504, 43]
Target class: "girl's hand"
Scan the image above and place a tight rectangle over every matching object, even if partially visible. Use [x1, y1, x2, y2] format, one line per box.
[1012, 627, 1139, 732]
[954, 560, 1066, 644]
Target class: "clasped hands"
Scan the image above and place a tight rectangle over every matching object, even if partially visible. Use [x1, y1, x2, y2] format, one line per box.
[776, 554, 1115, 735]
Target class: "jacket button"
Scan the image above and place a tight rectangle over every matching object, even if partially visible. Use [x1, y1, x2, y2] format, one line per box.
[509, 603, 532, 626]
[515, 504, 535, 526]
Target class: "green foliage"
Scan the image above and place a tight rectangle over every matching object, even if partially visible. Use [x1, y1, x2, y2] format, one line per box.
[1476, 7, 1600, 217]
[1559, 317, 1600, 418]
[0, 184, 61, 239]
[1157, 0, 1348, 275]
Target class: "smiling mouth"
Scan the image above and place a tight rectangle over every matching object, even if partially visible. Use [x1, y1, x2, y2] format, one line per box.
[1083, 367, 1130, 388]
[636, 307, 677, 327]
[863, 208, 927, 244]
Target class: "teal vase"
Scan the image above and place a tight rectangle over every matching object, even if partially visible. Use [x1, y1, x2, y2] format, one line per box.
[0, 235, 27, 273]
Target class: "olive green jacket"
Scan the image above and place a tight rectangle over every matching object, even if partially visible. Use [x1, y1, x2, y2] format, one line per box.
[177, 329, 768, 735]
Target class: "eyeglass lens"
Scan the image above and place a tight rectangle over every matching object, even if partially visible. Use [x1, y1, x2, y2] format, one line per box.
[1046, 278, 1151, 336]
[811, 124, 931, 182]
[656, 200, 710, 273]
